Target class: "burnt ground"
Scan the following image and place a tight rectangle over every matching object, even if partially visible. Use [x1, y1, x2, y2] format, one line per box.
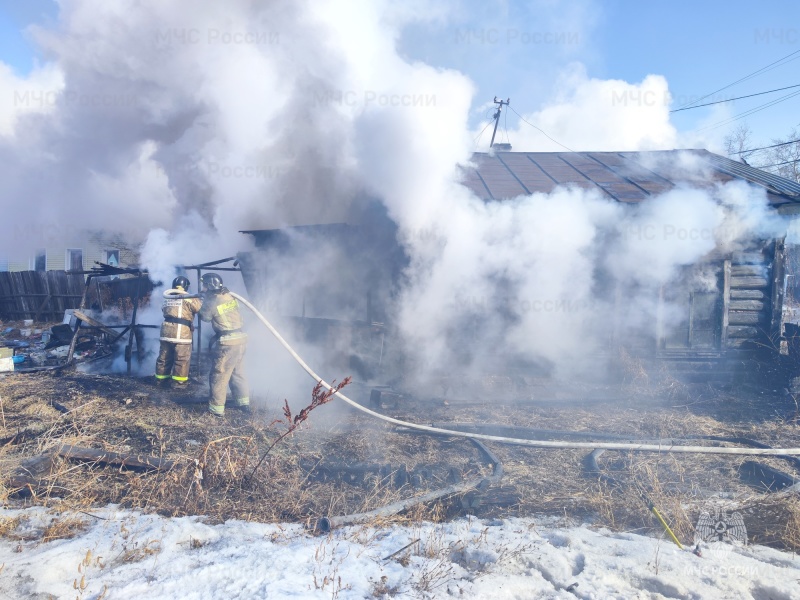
[1, 360, 800, 551]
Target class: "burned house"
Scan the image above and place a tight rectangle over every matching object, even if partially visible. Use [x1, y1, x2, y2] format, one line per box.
[463, 150, 800, 376]
[238, 150, 800, 384]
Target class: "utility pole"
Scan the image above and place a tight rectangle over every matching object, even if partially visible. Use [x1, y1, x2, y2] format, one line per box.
[489, 97, 510, 148]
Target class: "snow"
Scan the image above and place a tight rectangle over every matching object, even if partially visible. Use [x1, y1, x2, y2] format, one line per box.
[2, 506, 799, 599]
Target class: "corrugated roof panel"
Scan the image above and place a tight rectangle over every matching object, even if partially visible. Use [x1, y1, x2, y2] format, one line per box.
[524, 154, 599, 193]
[461, 150, 800, 205]
[560, 154, 649, 202]
[496, 153, 557, 194]
[458, 166, 492, 199]
[704, 152, 800, 201]
[476, 156, 528, 199]
[589, 153, 675, 197]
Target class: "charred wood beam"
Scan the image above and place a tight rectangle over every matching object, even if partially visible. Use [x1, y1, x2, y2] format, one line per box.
[728, 312, 767, 325]
[728, 326, 762, 338]
[56, 444, 175, 471]
[71, 310, 122, 340]
[7, 454, 55, 490]
[730, 289, 766, 300]
[730, 276, 769, 288]
[771, 238, 786, 340]
[7, 445, 173, 494]
[182, 256, 238, 269]
[730, 265, 767, 277]
[728, 300, 765, 311]
[722, 259, 731, 351]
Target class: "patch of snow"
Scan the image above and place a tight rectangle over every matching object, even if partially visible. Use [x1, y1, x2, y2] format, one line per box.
[1, 506, 798, 598]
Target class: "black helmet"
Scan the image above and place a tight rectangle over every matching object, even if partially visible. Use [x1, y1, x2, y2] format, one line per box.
[201, 272, 224, 293]
[172, 275, 190, 291]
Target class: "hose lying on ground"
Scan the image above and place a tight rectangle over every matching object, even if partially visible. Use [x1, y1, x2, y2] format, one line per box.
[433, 423, 800, 477]
[313, 439, 502, 533]
[231, 292, 800, 457]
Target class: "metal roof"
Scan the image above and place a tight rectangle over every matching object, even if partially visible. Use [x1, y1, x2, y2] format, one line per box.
[461, 149, 800, 206]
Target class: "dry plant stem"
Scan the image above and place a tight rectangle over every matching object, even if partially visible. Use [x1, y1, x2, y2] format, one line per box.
[246, 378, 351, 483]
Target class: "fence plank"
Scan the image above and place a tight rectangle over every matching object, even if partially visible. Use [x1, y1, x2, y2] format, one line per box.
[0, 271, 86, 321]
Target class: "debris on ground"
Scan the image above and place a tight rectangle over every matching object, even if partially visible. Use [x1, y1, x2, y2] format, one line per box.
[0, 314, 123, 371]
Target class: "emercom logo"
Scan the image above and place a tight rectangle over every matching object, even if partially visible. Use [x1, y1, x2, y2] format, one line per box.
[694, 506, 748, 560]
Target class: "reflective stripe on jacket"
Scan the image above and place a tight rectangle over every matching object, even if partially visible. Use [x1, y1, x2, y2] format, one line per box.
[160, 293, 203, 344]
[199, 291, 248, 345]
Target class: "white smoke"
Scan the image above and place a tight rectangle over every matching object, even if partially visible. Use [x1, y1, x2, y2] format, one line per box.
[0, 1, 792, 403]
[0, 61, 63, 137]
[474, 64, 678, 152]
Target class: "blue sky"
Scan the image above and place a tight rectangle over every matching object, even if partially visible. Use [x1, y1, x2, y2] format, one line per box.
[0, 0, 55, 74]
[1, 0, 799, 145]
[399, 0, 800, 144]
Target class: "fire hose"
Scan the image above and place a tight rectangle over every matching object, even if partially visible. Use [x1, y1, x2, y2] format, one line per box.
[313, 438, 503, 533]
[231, 292, 800, 456]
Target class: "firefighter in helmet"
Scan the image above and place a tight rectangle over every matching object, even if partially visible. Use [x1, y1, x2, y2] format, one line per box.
[199, 272, 250, 416]
[155, 275, 203, 387]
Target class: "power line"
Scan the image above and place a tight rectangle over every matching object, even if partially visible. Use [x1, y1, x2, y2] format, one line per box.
[695, 88, 800, 132]
[508, 105, 576, 152]
[733, 138, 800, 154]
[676, 49, 800, 110]
[670, 83, 800, 113]
[752, 158, 799, 169]
[472, 119, 493, 148]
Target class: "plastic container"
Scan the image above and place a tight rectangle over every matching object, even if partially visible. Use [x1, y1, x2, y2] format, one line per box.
[20, 329, 31, 337]
[12, 355, 24, 364]
[23, 319, 33, 327]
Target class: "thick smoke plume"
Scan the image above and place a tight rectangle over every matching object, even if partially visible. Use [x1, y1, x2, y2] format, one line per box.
[0, 1, 790, 404]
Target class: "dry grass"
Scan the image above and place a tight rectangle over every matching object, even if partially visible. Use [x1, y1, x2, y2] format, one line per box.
[0, 516, 22, 537]
[1, 368, 800, 553]
[41, 514, 90, 542]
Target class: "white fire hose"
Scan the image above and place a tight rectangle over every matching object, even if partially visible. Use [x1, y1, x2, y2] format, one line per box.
[231, 292, 800, 456]
[163, 288, 202, 298]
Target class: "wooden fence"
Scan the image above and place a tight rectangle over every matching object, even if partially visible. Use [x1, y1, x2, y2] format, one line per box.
[0, 271, 86, 321]
[0, 271, 157, 322]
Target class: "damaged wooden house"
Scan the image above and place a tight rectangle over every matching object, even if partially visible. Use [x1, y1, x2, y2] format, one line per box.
[237, 150, 800, 385]
[461, 150, 800, 382]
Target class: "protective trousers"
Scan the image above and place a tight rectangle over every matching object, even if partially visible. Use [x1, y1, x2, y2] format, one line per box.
[155, 341, 192, 383]
[208, 344, 250, 415]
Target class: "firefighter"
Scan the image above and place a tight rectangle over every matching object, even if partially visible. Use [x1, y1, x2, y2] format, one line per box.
[199, 272, 250, 417]
[155, 275, 203, 387]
